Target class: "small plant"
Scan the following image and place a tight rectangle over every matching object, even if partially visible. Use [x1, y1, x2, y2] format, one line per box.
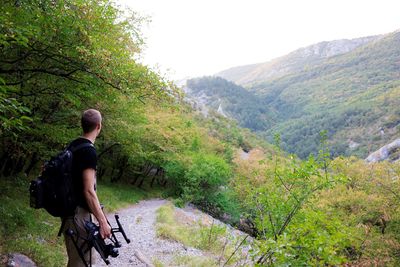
[135, 216, 143, 224]
[173, 255, 218, 267]
[155, 204, 247, 266]
[152, 257, 165, 267]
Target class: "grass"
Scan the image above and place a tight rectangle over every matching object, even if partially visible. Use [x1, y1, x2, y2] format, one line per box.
[155, 204, 246, 266]
[0, 175, 154, 266]
[97, 180, 155, 212]
[152, 257, 165, 267]
[173, 255, 219, 267]
[0, 177, 66, 266]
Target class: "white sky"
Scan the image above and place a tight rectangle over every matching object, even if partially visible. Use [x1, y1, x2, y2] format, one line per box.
[117, 0, 400, 80]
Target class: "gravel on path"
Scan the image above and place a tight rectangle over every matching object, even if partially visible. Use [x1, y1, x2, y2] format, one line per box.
[93, 199, 211, 267]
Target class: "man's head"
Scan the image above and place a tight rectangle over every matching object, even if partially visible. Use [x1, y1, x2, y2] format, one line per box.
[81, 109, 102, 134]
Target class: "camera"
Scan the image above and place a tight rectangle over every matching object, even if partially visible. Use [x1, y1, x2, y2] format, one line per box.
[66, 213, 130, 266]
[85, 221, 119, 261]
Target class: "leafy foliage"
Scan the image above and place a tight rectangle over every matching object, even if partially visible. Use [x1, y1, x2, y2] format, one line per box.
[0, 0, 172, 177]
[322, 157, 400, 265]
[163, 151, 235, 218]
[231, 141, 400, 265]
[232, 140, 352, 265]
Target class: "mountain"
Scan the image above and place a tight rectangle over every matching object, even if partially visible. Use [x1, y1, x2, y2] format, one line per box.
[217, 35, 381, 87]
[186, 30, 400, 158]
[184, 77, 272, 131]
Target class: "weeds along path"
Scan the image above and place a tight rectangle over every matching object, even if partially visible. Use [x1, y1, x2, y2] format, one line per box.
[94, 199, 209, 267]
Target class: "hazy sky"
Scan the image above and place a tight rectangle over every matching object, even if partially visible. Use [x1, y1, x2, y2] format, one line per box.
[117, 0, 399, 80]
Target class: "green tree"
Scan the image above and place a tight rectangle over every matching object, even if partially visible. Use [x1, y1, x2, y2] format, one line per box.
[0, 0, 172, 177]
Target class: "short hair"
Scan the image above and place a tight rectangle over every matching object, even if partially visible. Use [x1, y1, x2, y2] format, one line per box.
[81, 109, 102, 133]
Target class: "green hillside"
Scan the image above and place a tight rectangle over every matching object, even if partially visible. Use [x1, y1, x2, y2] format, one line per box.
[185, 77, 274, 131]
[217, 35, 380, 87]
[252, 31, 400, 158]
[198, 32, 400, 158]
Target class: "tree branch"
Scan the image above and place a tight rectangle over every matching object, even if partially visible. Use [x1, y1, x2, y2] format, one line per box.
[98, 143, 121, 159]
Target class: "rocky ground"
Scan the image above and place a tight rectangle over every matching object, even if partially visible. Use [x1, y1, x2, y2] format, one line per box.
[93, 199, 252, 267]
[3, 199, 251, 267]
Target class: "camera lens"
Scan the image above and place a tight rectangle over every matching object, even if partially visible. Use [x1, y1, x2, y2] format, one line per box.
[110, 247, 119, 258]
[105, 244, 119, 258]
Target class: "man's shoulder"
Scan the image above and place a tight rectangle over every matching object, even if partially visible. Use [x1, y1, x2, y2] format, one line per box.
[70, 138, 97, 170]
[69, 137, 94, 147]
[69, 138, 96, 155]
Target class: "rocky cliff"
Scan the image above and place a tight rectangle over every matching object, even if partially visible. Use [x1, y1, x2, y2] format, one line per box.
[217, 35, 381, 86]
[366, 138, 400, 163]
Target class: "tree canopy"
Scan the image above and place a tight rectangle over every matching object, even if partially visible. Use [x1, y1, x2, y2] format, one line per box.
[0, 0, 174, 176]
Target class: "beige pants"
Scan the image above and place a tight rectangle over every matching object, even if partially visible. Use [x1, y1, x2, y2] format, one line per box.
[63, 207, 95, 267]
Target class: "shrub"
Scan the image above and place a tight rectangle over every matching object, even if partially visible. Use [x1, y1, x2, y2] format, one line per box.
[163, 152, 235, 218]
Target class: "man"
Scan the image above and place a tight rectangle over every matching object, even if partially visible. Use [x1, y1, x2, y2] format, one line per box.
[63, 109, 111, 267]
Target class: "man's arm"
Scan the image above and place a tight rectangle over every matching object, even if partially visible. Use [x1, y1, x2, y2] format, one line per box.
[82, 168, 112, 239]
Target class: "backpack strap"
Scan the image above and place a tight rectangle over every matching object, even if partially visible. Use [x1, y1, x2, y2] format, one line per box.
[69, 142, 94, 153]
[57, 142, 94, 237]
[58, 218, 67, 237]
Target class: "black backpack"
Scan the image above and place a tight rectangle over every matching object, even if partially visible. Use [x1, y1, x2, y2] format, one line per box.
[29, 142, 93, 217]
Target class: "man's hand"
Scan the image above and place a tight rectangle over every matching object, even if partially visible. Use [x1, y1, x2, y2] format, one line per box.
[82, 168, 112, 240]
[99, 221, 112, 239]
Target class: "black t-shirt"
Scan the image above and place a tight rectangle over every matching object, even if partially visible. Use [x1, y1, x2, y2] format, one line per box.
[68, 137, 97, 211]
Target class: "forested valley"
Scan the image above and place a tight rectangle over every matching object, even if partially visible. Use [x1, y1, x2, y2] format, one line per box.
[1, 1, 400, 266]
[194, 33, 400, 159]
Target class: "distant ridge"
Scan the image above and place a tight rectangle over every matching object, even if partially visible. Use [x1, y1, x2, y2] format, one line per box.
[186, 30, 400, 158]
[217, 35, 382, 86]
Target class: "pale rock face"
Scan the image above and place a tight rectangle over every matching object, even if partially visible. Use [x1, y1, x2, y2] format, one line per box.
[182, 86, 210, 117]
[217, 35, 382, 86]
[366, 138, 400, 163]
[217, 99, 228, 117]
[349, 140, 360, 150]
[183, 86, 231, 119]
[300, 36, 380, 58]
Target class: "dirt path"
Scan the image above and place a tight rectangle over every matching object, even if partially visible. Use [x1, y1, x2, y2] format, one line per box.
[94, 199, 229, 267]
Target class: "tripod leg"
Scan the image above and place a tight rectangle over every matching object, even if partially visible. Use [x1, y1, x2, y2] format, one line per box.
[66, 229, 89, 267]
[99, 208, 120, 247]
[64, 208, 94, 267]
[115, 214, 131, 243]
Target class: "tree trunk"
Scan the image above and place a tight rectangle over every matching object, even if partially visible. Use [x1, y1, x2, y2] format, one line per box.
[131, 174, 140, 186]
[0, 151, 9, 174]
[150, 175, 157, 188]
[97, 167, 106, 180]
[3, 157, 15, 177]
[138, 176, 146, 188]
[12, 156, 26, 175]
[25, 152, 39, 177]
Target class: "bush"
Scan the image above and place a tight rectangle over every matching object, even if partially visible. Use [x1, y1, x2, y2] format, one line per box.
[163, 152, 233, 217]
[183, 153, 231, 202]
[197, 189, 242, 224]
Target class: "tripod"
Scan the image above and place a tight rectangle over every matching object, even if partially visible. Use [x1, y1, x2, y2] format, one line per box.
[65, 213, 130, 267]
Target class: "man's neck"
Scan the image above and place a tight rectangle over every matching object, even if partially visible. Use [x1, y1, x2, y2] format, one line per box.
[81, 132, 96, 143]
